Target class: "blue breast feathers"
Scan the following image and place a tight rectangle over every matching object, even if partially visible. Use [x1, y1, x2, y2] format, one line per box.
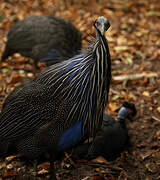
[58, 120, 85, 151]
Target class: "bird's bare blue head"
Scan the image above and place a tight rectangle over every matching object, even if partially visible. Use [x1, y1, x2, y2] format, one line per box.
[94, 16, 110, 36]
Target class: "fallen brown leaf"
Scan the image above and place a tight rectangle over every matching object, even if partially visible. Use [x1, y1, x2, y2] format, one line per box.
[145, 162, 157, 173]
[5, 155, 17, 162]
[38, 162, 50, 170]
[156, 131, 160, 140]
[140, 151, 152, 160]
[37, 168, 49, 175]
[108, 103, 119, 112]
[90, 175, 105, 180]
[3, 171, 18, 177]
[157, 107, 160, 113]
[91, 156, 110, 165]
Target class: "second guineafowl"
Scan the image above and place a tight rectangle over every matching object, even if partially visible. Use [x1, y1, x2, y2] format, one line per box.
[1, 15, 82, 68]
[73, 102, 137, 161]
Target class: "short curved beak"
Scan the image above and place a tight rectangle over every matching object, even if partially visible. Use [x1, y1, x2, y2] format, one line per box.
[100, 21, 110, 35]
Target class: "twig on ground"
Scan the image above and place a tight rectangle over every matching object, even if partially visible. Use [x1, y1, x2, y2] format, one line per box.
[113, 72, 158, 82]
[152, 116, 160, 122]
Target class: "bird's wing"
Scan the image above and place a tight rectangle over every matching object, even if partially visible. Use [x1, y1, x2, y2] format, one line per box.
[0, 81, 60, 141]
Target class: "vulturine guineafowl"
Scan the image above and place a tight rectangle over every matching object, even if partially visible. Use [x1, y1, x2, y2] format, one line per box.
[73, 102, 137, 161]
[0, 16, 111, 179]
[1, 15, 82, 69]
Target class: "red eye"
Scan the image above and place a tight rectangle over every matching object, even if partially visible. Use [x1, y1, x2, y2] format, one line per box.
[96, 21, 100, 26]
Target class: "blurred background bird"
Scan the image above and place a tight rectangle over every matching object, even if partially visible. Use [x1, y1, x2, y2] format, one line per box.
[1, 15, 82, 69]
[73, 102, 137, 161]
[0, 16, 111, 179]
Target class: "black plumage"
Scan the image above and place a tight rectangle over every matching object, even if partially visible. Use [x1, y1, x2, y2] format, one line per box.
[0, 16, 111, 178]
[73, 102, 137, 161]
[1, 15, 82, 68]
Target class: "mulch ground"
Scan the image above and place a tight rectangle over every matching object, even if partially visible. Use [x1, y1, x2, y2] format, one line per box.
[0, 0, 160, 179]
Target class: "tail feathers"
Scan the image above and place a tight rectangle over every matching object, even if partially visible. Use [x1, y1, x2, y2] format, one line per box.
[1, 48, 10, 61]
